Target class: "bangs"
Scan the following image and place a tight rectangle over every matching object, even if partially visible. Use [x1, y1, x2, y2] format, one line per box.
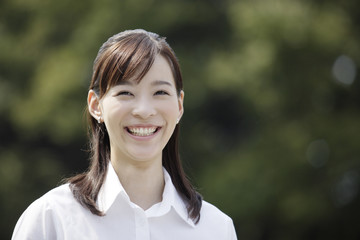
[92, 32, 160, 96]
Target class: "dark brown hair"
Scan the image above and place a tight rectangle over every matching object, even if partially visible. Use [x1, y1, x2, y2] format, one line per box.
[68, 29, 202, 223]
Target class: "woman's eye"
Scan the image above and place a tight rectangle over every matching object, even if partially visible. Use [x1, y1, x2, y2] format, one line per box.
[116, 91, 133, 96]
[155, 90, 169, 96]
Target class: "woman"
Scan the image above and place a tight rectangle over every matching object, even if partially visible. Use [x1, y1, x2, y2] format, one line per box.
[12, 29, 237, 240]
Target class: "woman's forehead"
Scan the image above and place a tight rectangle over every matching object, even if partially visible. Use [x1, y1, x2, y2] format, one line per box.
[112, 55, 173, 84]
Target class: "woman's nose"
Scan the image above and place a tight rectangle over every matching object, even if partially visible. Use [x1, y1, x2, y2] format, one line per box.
[131, 97, 156, 119]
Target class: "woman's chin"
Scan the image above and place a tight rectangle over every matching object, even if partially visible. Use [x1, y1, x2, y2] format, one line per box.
[127, 150, 162, 164]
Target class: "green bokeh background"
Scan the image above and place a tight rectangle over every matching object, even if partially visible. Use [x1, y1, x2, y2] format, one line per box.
[1, 0, 359, 239]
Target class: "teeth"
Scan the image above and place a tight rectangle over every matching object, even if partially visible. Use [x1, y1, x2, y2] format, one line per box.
[128, 127, 157, 136]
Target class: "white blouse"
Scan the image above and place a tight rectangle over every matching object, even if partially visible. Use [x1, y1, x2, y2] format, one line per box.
[12, 164, 237, 240]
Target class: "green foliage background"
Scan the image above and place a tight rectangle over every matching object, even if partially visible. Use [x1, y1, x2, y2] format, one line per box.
[1, 0, 359, 239]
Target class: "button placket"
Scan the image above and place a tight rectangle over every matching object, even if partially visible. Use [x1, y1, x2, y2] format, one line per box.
[134, 207, 150, 240]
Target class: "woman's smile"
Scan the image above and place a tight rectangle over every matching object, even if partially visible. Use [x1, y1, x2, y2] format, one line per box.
[125, 125, 162, 138]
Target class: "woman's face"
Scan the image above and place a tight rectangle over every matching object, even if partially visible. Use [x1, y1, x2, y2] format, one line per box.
[89, 55, 184, 166]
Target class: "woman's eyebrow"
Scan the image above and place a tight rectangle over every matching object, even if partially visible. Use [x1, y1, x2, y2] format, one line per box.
[151, 80, 173, 87]
[117, 80, 134, 86]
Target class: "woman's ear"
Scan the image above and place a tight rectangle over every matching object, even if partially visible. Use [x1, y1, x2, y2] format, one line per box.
[177, 90, 184, 123]
[88, 90, 102, 123]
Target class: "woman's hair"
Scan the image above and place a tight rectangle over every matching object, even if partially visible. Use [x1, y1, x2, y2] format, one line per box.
[68, 29, 202, 223]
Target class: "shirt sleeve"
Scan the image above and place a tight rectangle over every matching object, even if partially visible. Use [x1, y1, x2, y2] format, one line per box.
[227, 218, 238, 240]
[11, 198, 58, 240]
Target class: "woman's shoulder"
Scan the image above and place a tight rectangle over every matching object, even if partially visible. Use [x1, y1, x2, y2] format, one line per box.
[30, 184, 74, 208]
[200, 200, 233, 221]
[43, 183, 73, 200]
[196, 200, 237, 239]
[15, 183, 78, 221]
[12, 184, 76, 240]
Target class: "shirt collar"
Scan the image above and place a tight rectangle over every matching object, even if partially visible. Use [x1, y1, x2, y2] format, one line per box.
[97, 162, 130, 213]
[147, 169, 195, 228]
[97, 163, 195, 228]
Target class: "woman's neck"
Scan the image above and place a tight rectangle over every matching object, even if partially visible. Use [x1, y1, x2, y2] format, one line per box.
[111, 158, 165, 210]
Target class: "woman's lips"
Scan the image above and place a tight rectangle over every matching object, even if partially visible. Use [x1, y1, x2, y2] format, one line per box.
[126, 126, 160, 137]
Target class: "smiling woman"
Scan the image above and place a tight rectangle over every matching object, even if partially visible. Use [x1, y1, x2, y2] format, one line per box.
[11, 29, 237, 240]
